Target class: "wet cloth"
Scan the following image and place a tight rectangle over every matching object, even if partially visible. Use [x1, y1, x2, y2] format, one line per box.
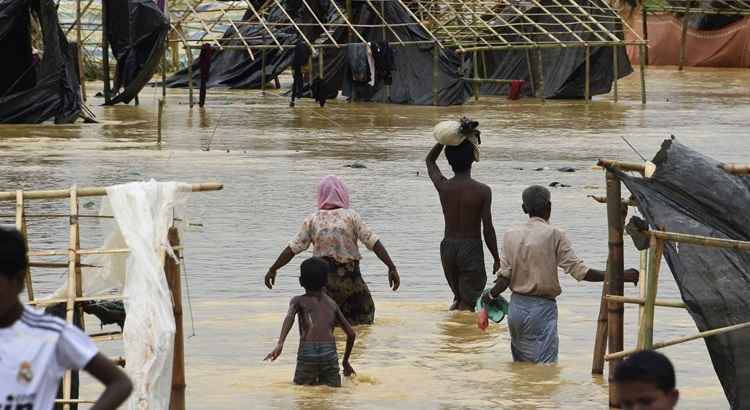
[288, 208, 379, 265]
[294, 342, 341, 386]
[508, 293, 558, 363]
[440, 238, 487, 308]
[317, 175, 350, 210]
[292, 43, 310, 102]
[348, 44, 371, 84]
[198, 44, 214, 107]
[497, 217, 589, 299]
[373, 41, 394, 85]
[324, 259, 375, 325]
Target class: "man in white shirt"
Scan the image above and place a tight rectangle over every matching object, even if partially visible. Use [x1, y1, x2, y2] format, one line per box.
[484, 185, 638, 363]
[0, 227, 132, 410]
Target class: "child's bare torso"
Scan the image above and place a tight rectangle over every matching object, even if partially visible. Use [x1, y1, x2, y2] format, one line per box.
[293, 293, 338, 343]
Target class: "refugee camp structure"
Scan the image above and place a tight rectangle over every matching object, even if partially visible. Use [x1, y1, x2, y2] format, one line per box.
[0, 181, 223, 410]
[636, 0, 750, 69]
[166, 0, 648, 105]
[589, 141, 750, 409]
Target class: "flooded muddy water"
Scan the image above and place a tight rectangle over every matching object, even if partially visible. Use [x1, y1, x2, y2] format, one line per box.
[1, 66, 748, 409]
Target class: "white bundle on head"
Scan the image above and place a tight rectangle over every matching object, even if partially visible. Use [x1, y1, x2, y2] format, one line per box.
[433, 120, 464, 146]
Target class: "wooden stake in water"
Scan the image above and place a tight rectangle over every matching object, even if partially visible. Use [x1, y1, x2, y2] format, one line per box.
[157, 98, 165, 144]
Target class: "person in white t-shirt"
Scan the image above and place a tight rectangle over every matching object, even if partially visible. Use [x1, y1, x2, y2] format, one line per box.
[0, 227, 132, 410]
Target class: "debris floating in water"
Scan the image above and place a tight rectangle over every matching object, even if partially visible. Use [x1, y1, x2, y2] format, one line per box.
[345, 162, 367, 169]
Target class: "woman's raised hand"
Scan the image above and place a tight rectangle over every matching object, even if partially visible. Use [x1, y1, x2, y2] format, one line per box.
[264, 269, 277, 289]
[388, 266, 400, 291]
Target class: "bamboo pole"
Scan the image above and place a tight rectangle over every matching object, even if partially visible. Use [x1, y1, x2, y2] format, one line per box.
[526, 50, 536, 96]
[102, 0, 111, 104]
[637, 249, 647, 323]
[606, 321, 750, 361]
[591, 264, 608, 374]
[612, 44, 618, 102]
[537, 49, 545, 101]
[605, 171, 624, 408]
[61, 186, 80, 410]
[157, 98, 166, 144]
[27, 294, 124, 307]
[649, 230, 750, 251]
[678, 8, 689, 71]
[720, 163, 750, 175]
[585, 46, 591, 102]
[186, 46, 195, 108]
[642, 6, 649, 65]
[167, 227, 186, 410]
[473, 50, 480, 101]
[15, 191, 34, 301]
[597, 159, 647, 173]
[0, 182, 223, 201]
[639, 43, 647, 104]
[76, 0, 86, 102]
[606, 295, 685, 309]
[261, 50, 267, 95]
[638, 236, 663, 349]
[238, 0, 284, 51]
[433, 44, 439, 106]
[29, 245, 184, 258]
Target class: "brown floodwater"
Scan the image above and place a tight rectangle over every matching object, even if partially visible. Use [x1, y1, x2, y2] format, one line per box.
[2, 66, 748, 409]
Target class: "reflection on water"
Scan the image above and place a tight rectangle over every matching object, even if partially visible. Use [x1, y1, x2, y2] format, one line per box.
[1, 67, 746, 409]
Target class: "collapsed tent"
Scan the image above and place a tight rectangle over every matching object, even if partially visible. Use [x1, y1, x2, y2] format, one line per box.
[104, 0, 170, 104]
[0, 0, 82, 123]
[480, 1, 633, 99]
[612, 139, 750, 409]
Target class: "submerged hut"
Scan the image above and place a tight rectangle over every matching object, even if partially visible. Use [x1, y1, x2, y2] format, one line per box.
[166, 0, 646, 105]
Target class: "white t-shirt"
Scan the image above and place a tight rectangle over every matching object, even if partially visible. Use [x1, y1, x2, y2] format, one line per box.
[0, 306, 98, 410]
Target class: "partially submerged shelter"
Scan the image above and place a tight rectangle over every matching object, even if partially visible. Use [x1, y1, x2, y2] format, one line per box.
[166, 0, 646, 105]
[626, 0, 750, 68]
[0, 0, 85, 123]
[591, 139, 750, 408]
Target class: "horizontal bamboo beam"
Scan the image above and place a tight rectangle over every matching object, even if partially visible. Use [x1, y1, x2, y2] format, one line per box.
[605, 295, 686, 309]
[650, 230, 750, 251]
[605, 321, 750, 361]
[461, 78, 516, 83]
[720, 163, 750, 175]
[90, 331, 123, 342]
[597, 159, 646, 172]
[29, 245, 183, 258]
[27, 294, 124, 307]
[0, 182, 223, 201]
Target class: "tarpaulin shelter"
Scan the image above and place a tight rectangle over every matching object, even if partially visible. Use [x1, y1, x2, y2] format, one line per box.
[0, 0, 83, 123]
[590, 140, 750, 409]
[166, 0, 646, 105]
[626, 0, 750, 69]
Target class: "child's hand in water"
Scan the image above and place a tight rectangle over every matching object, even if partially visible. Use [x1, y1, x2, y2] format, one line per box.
[264, 344, 283, 362]
[343, 361, 356, 377]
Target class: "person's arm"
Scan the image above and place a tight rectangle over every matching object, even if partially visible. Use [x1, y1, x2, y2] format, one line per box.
[373, 241, 399, 291]
[335, 306, 357, 377]
[481, 186, 500, 273]
[425, 143, 447, 188]
[265, 246, 295, 289]
[583, 268, 639, 284]
[86, 354, 133, 410]
[264, 298, 299, 361]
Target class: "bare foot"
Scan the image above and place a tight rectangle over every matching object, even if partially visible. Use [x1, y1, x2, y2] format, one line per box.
[449, 300, 460, 311]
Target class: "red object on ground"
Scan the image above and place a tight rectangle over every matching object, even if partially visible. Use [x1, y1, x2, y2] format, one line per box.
[477, 307, 489, 331]
[507, 80, 525, 100]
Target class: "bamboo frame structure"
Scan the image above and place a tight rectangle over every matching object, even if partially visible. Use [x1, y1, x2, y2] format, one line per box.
[0, 182, 223, 410]
[592, 159, 750, 406]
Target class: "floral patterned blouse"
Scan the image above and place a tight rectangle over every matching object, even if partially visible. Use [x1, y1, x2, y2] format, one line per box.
[288, 208, 380, 264]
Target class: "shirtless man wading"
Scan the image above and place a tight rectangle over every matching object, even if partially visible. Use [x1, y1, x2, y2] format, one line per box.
[426, 131, 500, 311]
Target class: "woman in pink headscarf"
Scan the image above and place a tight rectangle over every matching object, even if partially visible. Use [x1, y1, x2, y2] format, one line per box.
[265, 176, 400, 325]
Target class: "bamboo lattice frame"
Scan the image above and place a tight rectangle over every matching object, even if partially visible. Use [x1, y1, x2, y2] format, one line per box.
[644, 0, 750, 16]
[0, 182, 222, 409]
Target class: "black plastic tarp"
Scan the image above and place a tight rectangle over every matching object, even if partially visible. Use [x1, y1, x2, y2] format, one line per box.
[105, 0, 169, 105]
[0, 0, 82, 123]
[613, 139, 750, 409]
[479, 0, 632, 99]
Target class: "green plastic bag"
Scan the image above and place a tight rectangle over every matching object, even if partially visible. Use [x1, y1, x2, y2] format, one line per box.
[475, 289, 509, 323]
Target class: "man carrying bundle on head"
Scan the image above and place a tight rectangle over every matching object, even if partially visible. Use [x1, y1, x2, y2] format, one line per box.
[426, 118, 500, 311]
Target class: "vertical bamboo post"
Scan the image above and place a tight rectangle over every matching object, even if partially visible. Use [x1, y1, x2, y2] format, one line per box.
[15, 191, 33, 301]
[346, 0, 353, 43]
[162, 48, 168, 98]
[62, 186, 81, 410]
[432, 44, 439, 106]
[642, 6, 649, 65]
[537, 49, 545, 101]
[261, 50, 267, 95]
[638, 235, 663, 349]
[591, 267, 608, 374]
[639, 44, 646, 104]
[76, 0, 86, 102]
[101, 0, 111, 104]
[637, 249, 647, 326]
[473, 50, 480, 101]
[605, 171, 624, 407]
[678, 10, 689, 71]
[585, 46, 591, 102]
[157, 98, 165, 144]
[525, 49, 536, 96]
[166, 227, 186, 410]
[612, 45, 618, 102]
[318, 49, 324, 80]
[186, 47, 194, 108]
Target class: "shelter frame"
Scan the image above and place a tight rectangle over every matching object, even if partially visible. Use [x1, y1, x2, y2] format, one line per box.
[588, 159, 750, 406]
[0, 182, 223, 410]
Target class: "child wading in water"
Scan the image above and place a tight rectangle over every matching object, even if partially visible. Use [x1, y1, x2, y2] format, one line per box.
[265, 257, 356, 386]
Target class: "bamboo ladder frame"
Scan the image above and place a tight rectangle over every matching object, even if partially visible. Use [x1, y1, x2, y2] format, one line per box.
[2, 182, 223, 410]
[590, 159, 750, 407]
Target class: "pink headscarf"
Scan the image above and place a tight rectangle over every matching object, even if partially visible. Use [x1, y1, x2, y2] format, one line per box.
[317, 175, 350, 210]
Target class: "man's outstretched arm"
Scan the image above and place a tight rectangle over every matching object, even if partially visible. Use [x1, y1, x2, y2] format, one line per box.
[426, 143, 446, 187]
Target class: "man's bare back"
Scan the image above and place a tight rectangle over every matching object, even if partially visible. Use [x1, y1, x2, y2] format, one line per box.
[437, 177, 491, 239]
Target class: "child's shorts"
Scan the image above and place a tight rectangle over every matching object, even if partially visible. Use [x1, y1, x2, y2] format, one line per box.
[294, 342, 341, 387]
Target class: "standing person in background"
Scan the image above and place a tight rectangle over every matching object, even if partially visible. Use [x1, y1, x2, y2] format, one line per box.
[265, 175, 400, 325]
[0, 227, 132, 410]
[483, 185, 639, 363]
[426, 118, 500, 311]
